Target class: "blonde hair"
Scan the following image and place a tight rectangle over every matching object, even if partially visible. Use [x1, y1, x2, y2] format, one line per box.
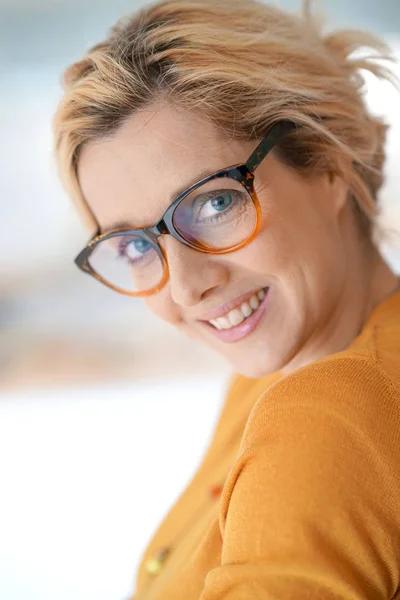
[53, 0, 399, 239]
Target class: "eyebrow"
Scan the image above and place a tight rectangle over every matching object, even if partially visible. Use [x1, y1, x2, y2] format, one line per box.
[101, 166, 225, 233]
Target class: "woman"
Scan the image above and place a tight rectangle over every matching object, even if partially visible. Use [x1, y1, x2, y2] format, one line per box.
[53, 0, 400, 598]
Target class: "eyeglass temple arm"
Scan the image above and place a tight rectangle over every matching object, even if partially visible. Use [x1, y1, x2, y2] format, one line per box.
[246, 120, 296, 173]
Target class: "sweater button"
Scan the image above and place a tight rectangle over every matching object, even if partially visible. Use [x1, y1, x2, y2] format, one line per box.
[146, 558, 162, 576]
[208, 483, 223, 499]
[155, 546, 170, 561]
[146, 546, 170, 576]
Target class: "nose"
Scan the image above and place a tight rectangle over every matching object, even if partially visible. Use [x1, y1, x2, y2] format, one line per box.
[161, 235, 228, 308]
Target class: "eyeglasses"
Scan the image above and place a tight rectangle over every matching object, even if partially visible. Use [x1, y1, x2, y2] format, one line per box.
[75, 120, 296, 297]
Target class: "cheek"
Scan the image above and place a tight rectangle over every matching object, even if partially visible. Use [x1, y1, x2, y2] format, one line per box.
[231, 226, 291, 275]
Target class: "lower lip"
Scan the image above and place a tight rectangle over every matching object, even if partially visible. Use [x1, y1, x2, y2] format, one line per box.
[200, 287, 270, 343]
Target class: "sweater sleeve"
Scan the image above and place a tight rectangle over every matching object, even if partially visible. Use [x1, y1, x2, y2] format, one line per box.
[199, 358, 400, 600]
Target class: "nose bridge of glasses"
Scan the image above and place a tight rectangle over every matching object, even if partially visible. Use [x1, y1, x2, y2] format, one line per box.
[148, 219, 169, 239]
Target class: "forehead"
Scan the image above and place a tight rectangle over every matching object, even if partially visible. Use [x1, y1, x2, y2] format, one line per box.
[77, 103, 254, 231]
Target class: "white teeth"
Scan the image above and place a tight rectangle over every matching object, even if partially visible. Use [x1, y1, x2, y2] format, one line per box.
[249, 295, 260, 310]
[217, 316, 231, 330]
[209, 288, 267, 330]
[240, 302, 252, 318]
[228, 309, 245, 327]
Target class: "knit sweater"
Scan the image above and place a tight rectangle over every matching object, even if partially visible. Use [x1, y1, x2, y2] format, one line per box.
[132, 289, 400, 600]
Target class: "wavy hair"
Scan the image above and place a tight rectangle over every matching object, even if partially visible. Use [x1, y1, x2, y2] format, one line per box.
[53, 0, 399, 240]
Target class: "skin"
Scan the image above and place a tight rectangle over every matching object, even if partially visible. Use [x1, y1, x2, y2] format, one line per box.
[78, 103, 400, 378]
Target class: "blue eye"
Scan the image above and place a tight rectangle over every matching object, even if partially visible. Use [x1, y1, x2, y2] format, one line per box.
[118, 236, 153, 263]
[133, 238, 151, 254]
[211, 193, 232, 212]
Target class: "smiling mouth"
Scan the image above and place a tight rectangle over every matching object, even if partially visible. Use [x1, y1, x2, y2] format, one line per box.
[207, 287, 269, 330]
[199, 286, 270, 344]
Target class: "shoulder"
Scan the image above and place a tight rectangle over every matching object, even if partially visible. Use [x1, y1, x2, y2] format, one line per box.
[219, 352, 400, 536]
[242, 346, 400, 447]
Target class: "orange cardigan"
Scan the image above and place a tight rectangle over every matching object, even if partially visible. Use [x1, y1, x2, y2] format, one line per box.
[132, 290, 400, 600]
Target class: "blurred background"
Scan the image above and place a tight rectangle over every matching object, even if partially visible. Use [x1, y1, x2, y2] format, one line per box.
[0, 0, 399, 599]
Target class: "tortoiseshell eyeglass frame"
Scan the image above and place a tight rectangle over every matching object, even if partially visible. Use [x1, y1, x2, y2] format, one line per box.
[75, 120, 296, 297]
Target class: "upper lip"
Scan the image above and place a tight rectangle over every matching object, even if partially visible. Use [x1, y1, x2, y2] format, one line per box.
[197, 287, 268, 321]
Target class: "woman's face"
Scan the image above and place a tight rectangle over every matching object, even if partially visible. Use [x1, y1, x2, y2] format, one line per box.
[78, 104, 350, 377]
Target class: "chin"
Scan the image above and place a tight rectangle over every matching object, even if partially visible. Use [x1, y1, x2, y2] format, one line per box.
[228, 353, 282, 379]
